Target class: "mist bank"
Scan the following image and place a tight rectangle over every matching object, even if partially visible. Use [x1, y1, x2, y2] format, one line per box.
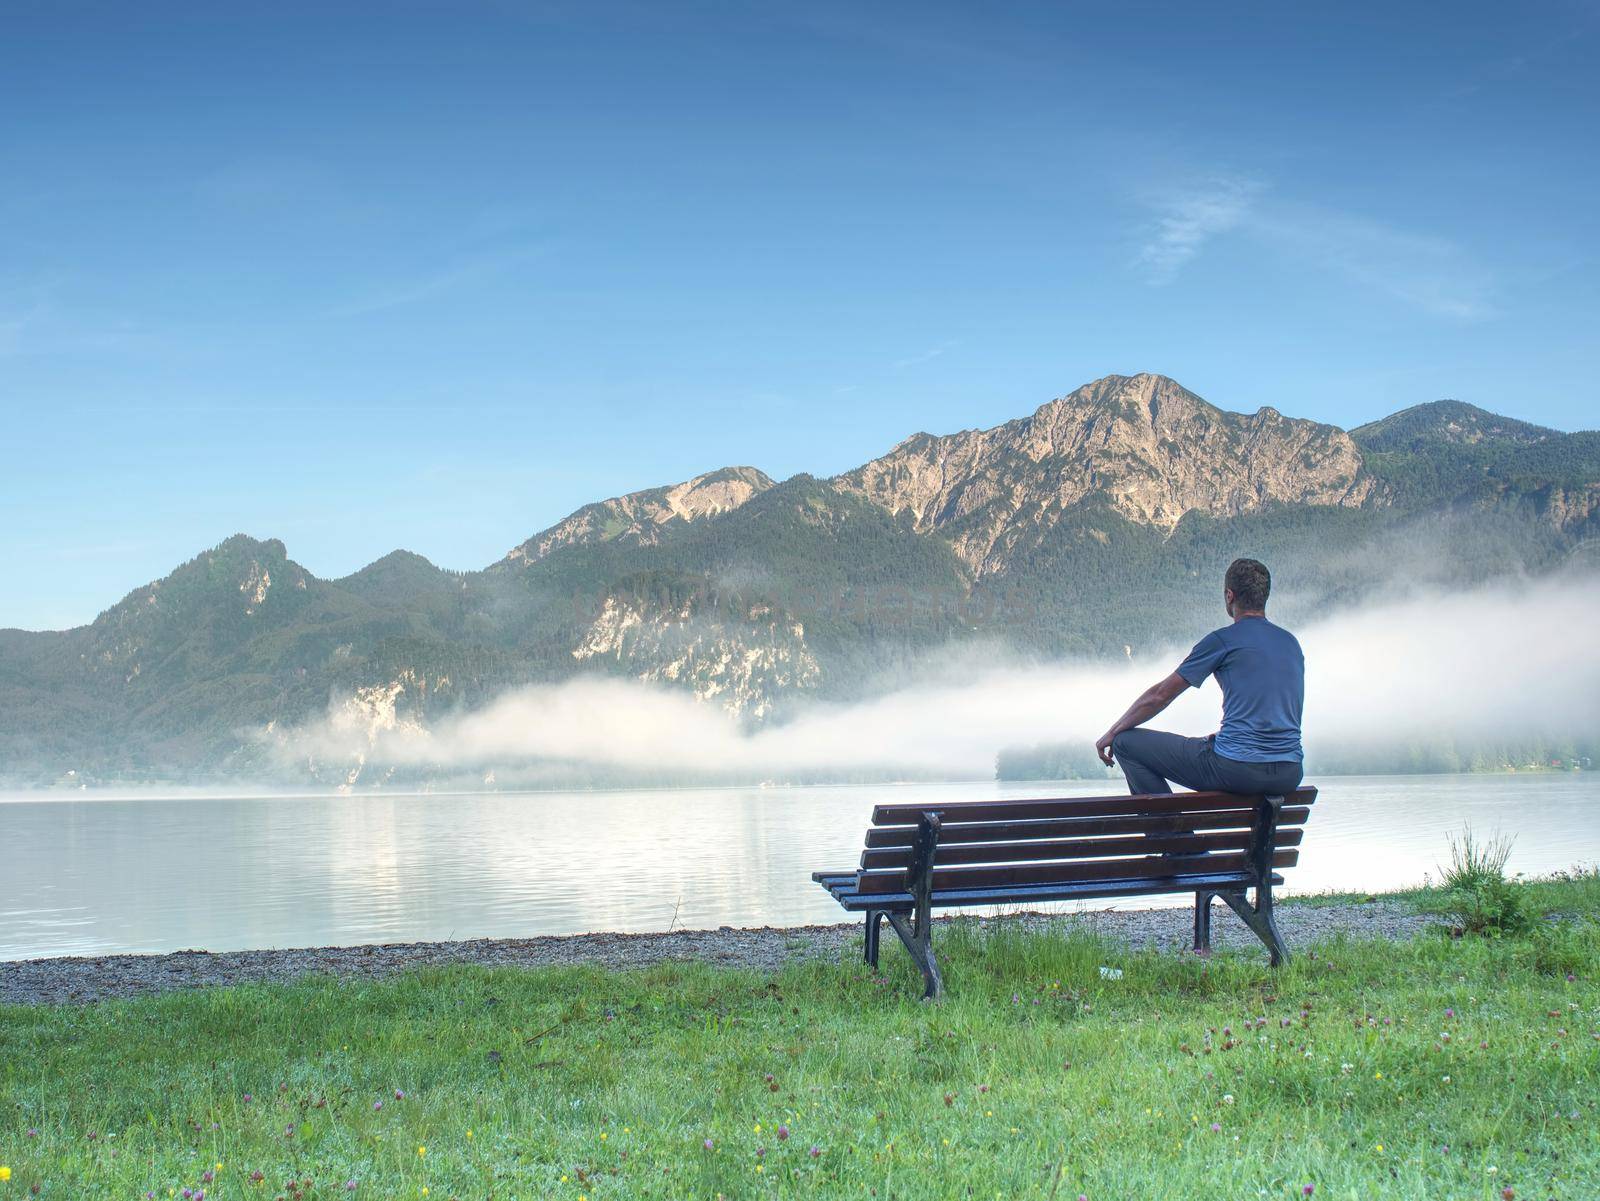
[997, 735, 1597, 782]
[242, 574, 1599, 789]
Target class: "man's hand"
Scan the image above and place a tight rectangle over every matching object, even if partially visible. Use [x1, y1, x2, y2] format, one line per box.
[1094, 671, 1191, 767]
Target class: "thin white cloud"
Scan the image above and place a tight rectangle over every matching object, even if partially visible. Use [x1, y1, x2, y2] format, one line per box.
[1253, 208, 1495, 320]
[891, 339, 960, 371]
[326, 244, 546, 318]
[1438, 22, 1596, 103]
[1135, 174, 1263, 281]
[1135, 175, 1494, 320]
[0, 289, 168, 360]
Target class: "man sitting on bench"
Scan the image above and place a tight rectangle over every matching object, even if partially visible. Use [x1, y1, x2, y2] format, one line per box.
[1095, 558, 1304, 800]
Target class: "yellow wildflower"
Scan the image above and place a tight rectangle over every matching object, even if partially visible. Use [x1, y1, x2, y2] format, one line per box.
[417, 1146, 427, 1157]
[0, 1166, 11, 1182]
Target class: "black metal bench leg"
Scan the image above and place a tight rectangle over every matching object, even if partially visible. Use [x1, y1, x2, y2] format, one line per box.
[864, 910, 884, 968]
[885, 912, 943, 1001]
[1218, 885, 1290, 967]
[1192, 890, 1214, 954]
[1256, 882, 1289, 967]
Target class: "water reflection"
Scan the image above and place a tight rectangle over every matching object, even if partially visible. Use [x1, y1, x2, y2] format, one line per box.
[2, 774, 1595, 959]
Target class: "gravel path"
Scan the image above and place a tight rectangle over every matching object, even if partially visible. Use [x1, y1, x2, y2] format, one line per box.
[0, 901, 1436, 1007]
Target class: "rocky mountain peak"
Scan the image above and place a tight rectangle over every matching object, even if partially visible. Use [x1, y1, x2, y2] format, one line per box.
[77, 534, 313, 688]
[832, 374, 1375, 574]
[661, 466, 776, 521]
[503, 466, 776, 566]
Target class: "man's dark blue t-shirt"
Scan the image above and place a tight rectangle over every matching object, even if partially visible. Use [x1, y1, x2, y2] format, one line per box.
[1177, 616, 1304, 763]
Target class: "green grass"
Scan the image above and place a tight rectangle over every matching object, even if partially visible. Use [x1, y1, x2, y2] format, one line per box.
[1283, 864, 1600, 919]
[2, 886, 1598, 1200]
[1412, 865, 1600, 924]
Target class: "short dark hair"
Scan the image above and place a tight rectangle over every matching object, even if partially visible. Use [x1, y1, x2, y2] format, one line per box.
[1225, 558, 1271, 610]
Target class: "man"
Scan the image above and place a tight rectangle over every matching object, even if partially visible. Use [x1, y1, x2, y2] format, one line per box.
[1095, 558, 1304, 798]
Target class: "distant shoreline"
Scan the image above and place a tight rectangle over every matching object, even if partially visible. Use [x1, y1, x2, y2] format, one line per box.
[1, 764, 1591, 802]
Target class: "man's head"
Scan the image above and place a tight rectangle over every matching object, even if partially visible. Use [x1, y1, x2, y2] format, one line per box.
[1224, 558, 1271, 617]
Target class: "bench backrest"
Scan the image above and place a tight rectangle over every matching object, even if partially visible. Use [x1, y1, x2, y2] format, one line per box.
[854, 787, 1317, 897]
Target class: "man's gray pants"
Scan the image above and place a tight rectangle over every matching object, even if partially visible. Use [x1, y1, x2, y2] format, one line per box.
[1111, 728, 1303, 797]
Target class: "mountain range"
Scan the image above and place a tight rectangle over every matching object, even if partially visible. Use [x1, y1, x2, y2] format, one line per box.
[4, 373, 1597, 784]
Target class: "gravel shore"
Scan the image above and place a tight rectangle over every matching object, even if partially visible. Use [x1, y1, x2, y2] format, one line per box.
[0, 900, 1436, 1007]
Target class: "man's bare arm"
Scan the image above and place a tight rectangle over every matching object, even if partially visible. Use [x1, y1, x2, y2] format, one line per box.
[1094, 671, 1191, 765]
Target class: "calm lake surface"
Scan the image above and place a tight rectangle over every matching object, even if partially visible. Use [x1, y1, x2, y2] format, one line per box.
[3, 773, 1596, 960]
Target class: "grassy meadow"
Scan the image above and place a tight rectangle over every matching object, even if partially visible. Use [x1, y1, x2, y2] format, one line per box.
[1, 877, 1597, 1200]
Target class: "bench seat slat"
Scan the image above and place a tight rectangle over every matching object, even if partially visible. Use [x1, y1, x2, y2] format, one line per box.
[863, 806, 1310, 848]
[855, 848, 1298, 895]
[826, 870, 1287, 912]
[870, 786, 1316, 827]
[860, 827, 1302, 870]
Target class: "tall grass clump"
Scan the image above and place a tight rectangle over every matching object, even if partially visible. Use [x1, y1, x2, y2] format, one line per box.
[1439, 825, 1534, 935]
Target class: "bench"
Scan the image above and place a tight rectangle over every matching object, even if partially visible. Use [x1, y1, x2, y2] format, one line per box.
[813, 786, 1317, 999]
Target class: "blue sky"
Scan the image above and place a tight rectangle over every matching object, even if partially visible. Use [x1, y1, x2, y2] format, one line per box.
[4, 0, 1598, 630]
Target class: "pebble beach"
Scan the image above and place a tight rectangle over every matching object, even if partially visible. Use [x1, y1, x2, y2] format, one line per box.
[0, 898, 1437, 1006]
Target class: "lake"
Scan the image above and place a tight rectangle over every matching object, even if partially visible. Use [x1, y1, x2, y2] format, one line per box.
[3, 773, 1596, 960]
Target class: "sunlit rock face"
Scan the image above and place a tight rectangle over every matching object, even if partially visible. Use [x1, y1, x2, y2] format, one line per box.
[258, 670, 455, 790]
[1544, 483, 1600, 531]
[572, 592, 820, 720]
[502, 466, 776, 566]
[833, 373, 1376, 575]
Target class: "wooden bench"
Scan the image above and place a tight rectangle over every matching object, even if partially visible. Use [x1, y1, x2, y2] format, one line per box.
[813, 787, 1317, 999]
